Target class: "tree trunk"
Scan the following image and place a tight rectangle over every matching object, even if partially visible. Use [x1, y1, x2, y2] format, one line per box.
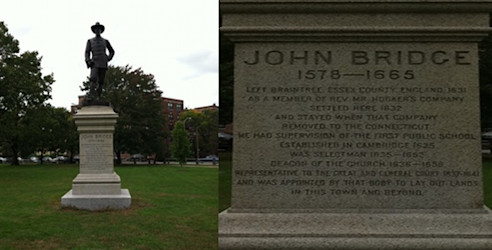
[39, 150, 44, 165]
[116, 151, 122, 165]
[10, 140, 19, 166]
[69, 149, 74, 163]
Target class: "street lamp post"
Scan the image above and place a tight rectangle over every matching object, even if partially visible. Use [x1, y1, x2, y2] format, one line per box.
[183, 117, 192, 165]
[195, 127, 199, 165]
[183, 117, 191, 127]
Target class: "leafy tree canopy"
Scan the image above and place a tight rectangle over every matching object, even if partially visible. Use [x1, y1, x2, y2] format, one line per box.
[82, 65, 167, 163]
[171, 121, 191, 166]
[179, 109, 218, 158]
[19, 105, 77, 163]
[219, 32, 234, 126]
[0, 21, 54, 165]
[480, 26, 492, 130]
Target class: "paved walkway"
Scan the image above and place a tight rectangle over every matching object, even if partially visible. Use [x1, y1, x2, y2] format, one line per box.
[121, 161, 218, 168]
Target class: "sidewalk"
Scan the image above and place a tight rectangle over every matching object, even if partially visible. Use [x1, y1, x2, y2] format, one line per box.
[120, 160, 218, 168]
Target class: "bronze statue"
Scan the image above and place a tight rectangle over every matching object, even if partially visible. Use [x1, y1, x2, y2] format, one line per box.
[85, 22, 114, 104]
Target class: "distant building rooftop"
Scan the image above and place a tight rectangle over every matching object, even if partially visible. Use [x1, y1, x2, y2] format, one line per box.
[193, 103, 218, 112]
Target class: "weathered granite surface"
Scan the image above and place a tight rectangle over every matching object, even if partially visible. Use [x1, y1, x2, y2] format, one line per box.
[61, 105, 131, 211]
[220, 1, 492, 249]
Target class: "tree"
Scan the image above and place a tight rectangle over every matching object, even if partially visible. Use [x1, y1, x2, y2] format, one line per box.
[0, 22, 54, 165]
[198, 109, 218, 157]
[65, 115, 79, 163]
[219, 26, 234, 126]
[480, 19, 492, 129]
[19, 106, 77, 163]
[180, 109, 218, 160]
[171, 121, 191, 167]
[82, 65, 167, 164]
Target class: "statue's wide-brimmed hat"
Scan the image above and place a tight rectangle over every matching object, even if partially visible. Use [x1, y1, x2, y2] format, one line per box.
[91, 22, 105, 33]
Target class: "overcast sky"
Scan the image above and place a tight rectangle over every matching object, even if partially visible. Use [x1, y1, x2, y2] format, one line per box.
[1, 0, 218, 110]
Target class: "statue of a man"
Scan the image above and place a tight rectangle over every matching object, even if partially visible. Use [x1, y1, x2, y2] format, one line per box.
[85, 22, 114, 104]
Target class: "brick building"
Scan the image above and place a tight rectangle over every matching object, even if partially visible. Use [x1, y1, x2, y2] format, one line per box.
[70, 96, 85, 114]
[161, 97, 184, 130]
[193, 103, 218, 113]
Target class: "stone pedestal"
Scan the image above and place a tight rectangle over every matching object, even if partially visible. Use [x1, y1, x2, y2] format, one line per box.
[220, 1, 492, 249]
[61, 105, 131, 211]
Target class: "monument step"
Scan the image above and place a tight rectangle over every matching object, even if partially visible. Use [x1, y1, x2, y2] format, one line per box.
[219, 208, 492, 249]
[61, 189, 131, 211]
[72, 173, 121, 183]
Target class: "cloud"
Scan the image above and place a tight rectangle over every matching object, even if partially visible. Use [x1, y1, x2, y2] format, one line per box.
[0, 0, 218, 110]
[177, 50, 218, 80]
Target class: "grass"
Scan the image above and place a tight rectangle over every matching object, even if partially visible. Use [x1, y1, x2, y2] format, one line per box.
[0, 164, 217, 250]
[218, 152, 232, 212]
[3, 155, 491, 248]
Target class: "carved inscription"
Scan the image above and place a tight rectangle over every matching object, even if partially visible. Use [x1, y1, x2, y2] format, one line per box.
[79, 133, 114, 173]
[233, 43, 482, 209]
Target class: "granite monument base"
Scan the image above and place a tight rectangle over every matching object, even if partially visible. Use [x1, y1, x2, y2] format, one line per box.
[219, 208, 492, 249]
[61, 105, 131, 211]
[61, 189, 131, 211]
[71, 173, 122, 195]
[219, 1, 492, 249]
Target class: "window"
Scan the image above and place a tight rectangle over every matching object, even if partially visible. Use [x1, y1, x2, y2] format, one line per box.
[176, 104, 182, 111]
[168, 103, 173, 110]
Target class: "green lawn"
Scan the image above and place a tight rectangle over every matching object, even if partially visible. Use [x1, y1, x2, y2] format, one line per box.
[218, 152, 232, 212]
[0, 164, 217, 250]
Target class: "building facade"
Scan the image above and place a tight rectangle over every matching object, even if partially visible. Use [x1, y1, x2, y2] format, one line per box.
[193, 103, 218, 113]
[161, 97, 184, 130]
